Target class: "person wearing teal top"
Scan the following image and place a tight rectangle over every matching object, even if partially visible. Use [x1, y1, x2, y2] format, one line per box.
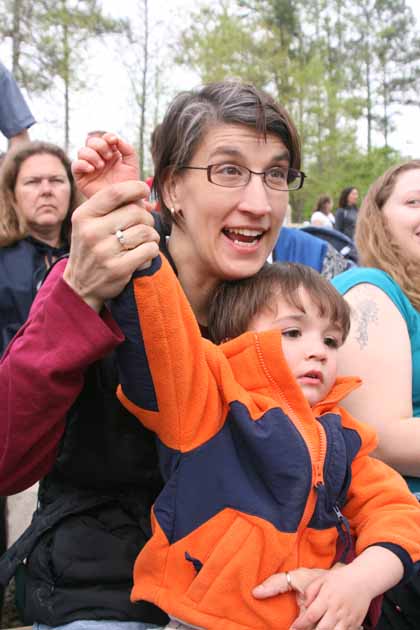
[331, 160, 420, 630]
[333, 267, 420, 494]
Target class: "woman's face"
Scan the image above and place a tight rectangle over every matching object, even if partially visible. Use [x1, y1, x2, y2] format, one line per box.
[347, 188, 358, 206]
[168, 123, 290, 282]
[323, 200, 333, 214]
[13, 153, 71, 236]
[382, 168, 420, 264]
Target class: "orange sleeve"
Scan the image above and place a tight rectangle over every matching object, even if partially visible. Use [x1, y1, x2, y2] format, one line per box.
[112, 255, 226, 451]
[341, 408, 420, 565]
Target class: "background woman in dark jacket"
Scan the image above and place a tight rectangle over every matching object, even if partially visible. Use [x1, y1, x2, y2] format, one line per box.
[0, 141, 79, 354]
[0, 141, 79, 627]
[335, 186, 359, 240]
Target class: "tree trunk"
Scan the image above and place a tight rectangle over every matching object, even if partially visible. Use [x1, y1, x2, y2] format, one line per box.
[366, 53, 372, 153]
[139, 0, 149, 180]
[63, 20, 70, 152]
[12, 0, 22, 75]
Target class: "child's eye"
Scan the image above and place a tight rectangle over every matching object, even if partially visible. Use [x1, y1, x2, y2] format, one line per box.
[324, 336, 339, 349]
[282, 328, 301, 338]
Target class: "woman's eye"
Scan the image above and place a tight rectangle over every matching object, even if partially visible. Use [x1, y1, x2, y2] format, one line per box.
[407, 199, 420, 206]
[282, 328, 301, 338]
[267, 167, 288, 180]
[215, 163, 242, 176]
[324, 337, 339, 349]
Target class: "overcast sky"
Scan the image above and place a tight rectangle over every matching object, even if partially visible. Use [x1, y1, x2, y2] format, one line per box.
[2, 0, 420, 161]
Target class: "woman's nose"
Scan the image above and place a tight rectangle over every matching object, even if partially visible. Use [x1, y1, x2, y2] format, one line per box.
[237, 172, 275, 216]
[39, 178, 53, 194]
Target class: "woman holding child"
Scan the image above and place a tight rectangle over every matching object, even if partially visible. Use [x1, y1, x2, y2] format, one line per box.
[0, 81, 419, 630]
[0, 82, 309, 630]
[72, 124, 420, 629]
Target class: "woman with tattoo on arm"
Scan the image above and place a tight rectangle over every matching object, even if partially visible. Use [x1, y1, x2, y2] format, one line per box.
[332, 161, 420, 630]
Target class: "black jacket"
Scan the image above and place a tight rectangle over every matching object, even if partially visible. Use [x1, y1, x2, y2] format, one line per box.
[334, 206, 358, 241]
[0, 232, 168, 625]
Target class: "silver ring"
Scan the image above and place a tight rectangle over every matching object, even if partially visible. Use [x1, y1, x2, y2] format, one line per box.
[285, 571, 293, 591]
[115, 229, 126, 247]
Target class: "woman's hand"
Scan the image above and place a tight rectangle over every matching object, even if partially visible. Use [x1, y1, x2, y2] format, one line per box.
[63, 181, 159, 312]
[253, 567, 330, 628]
[72, 132, 141, 199]
[253, 567, 328, 597]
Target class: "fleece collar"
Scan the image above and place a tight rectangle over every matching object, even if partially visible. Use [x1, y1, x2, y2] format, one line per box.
[222, 329, 361, 413]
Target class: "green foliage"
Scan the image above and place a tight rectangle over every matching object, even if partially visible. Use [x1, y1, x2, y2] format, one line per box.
[297, 145, 403, 221]
[176, 3, 270, 86]
[0, 0, 127, 148]
[173, 0, 418, 220]
[33, 0, 127, 90]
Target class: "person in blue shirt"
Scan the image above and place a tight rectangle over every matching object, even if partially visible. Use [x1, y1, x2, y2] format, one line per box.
[0, 61, 35, 148]
[332, 160, 420, 630]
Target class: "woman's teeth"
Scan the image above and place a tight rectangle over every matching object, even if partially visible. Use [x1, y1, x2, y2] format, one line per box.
[223, 228, 263, 245]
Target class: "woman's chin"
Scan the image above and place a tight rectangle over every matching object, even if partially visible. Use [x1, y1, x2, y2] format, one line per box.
[218, 256, 268, 281]
[217, 236, 271, 278]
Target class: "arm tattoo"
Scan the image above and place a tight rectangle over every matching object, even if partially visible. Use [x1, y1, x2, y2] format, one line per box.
[353, 297, 379, 350]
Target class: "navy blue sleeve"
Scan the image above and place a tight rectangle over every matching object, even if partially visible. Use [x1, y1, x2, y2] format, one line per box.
[110, 256, 162, 412]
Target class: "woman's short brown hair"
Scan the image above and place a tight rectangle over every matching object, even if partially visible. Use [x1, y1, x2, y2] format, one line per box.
[0, 141, 80, 247]
[208, 262, 351, 344]
[153, 81, 301, 227]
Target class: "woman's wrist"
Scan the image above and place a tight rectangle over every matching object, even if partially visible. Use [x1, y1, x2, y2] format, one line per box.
[62, 264, 104, 313]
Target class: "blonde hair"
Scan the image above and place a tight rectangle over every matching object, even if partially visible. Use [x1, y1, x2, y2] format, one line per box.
[0, 141, 79, 247]
[355, 160, 420, 311]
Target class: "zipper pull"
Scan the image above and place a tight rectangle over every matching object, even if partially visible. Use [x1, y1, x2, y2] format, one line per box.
[333, 503, 353, 562]
[314, 462, 323, 487]
[333, 503, 344, 522]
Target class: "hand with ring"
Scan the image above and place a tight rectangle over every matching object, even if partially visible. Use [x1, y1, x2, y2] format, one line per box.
[64, 134, 160, 312]
[253, 566, 328, 625]
[115, 229, 128, 250]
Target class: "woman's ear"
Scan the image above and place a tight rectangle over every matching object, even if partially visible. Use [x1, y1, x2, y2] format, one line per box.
[162, 171, 180, 212]
[163, 172, 184, 221]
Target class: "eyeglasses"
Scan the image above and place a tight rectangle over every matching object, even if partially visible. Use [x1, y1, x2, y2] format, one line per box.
[180, 163, 306, 191]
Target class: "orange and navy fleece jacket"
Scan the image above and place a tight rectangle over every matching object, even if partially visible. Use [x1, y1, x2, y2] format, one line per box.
[111, 255, 420, 630]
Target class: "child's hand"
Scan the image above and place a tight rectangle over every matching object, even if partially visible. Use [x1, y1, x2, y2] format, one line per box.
[72, 132, 140, 199]
[290, 566, 370, 630]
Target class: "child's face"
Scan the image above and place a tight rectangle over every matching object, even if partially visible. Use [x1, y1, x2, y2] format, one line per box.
[248, 288, 342, 406]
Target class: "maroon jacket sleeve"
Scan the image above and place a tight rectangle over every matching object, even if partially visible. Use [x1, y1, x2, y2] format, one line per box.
[0, 259, 123, 495]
